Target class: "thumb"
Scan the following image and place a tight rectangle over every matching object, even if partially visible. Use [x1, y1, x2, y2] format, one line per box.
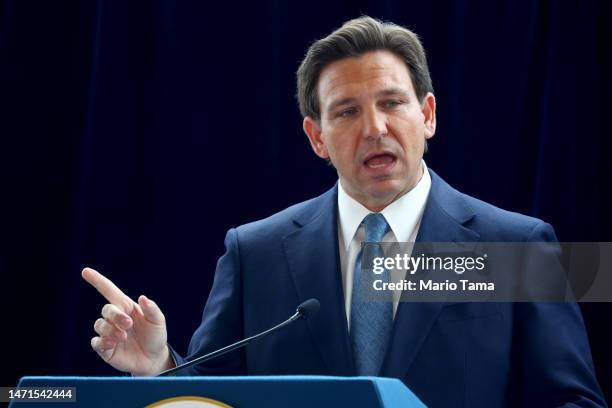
[138, 295, 165, 326]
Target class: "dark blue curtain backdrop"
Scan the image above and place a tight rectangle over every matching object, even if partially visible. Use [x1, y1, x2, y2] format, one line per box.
[1, 0, 611, 399]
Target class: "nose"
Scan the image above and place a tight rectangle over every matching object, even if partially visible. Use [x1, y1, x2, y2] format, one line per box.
[361, 106, 388, 140]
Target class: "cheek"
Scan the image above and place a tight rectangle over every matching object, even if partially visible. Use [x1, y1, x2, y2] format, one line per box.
[332, 144, 360, 171]
[389, 118, 425, 151]
[325, 127, 361, 166]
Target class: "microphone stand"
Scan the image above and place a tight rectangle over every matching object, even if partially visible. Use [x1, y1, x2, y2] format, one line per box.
[158, 303, 312, 376]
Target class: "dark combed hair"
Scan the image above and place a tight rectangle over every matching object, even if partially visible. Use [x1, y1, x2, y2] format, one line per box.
[296, 16, 433, 121]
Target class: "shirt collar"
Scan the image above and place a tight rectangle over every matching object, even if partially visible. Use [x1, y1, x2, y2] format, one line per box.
[337, 160, 432, 250]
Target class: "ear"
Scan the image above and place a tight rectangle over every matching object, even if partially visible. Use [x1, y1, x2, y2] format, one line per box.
[422, 92, 436, 139]
[303, 116, 330, 159]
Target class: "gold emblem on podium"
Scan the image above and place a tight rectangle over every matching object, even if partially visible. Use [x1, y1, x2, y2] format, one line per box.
[146, 396, 232, 408]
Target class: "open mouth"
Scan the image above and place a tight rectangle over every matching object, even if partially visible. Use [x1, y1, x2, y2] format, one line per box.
[363, 152, 397, 169]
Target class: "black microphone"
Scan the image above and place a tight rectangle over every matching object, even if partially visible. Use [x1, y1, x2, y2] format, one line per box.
[158, 298, 320, 376]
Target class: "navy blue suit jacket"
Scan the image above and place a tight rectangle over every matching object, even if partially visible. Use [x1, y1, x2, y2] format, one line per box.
[172, 169, 605, 407]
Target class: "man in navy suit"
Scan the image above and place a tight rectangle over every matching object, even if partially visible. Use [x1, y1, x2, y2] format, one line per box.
[82, 16, 606, 407]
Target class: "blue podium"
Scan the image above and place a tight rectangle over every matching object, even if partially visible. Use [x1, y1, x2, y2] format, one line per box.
[11, 376, 426, 407]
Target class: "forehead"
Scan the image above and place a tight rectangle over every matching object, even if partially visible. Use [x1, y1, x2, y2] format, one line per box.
[317, 50, 415, 107]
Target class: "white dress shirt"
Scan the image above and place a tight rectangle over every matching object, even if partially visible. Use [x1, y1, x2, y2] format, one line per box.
[337, 161, 432, 327]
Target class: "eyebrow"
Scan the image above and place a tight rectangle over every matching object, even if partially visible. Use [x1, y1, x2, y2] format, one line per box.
[377, 87, 411, 99]
[326, 97, 357, 114]
[325, 88, 411, 114]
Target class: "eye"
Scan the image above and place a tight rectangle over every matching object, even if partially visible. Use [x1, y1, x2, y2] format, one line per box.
[384, 99, 404, 108]
[338, 108, 357, 118]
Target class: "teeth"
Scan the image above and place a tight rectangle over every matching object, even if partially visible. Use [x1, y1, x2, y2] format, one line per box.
[365, 154, 394, 168]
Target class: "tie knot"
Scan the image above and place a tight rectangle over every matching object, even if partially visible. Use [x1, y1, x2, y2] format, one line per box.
[363, 213, 389, 243]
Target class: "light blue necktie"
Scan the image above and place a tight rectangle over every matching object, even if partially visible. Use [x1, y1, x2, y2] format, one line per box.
[350, 213, 393, 376]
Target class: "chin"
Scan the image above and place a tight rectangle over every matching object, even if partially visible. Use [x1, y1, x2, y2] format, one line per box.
[366, 182, 405, 202]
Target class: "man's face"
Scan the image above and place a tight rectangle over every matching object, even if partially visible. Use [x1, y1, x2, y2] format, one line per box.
[303, 50, 436, 211]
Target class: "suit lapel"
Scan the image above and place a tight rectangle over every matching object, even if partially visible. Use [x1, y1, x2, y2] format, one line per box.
[282, 186, 355, 375]
[280, 170, 481, 378]
[380, 169, 480, 379]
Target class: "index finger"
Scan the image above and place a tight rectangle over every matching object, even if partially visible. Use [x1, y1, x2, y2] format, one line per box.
[82, 267, 134, 311]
